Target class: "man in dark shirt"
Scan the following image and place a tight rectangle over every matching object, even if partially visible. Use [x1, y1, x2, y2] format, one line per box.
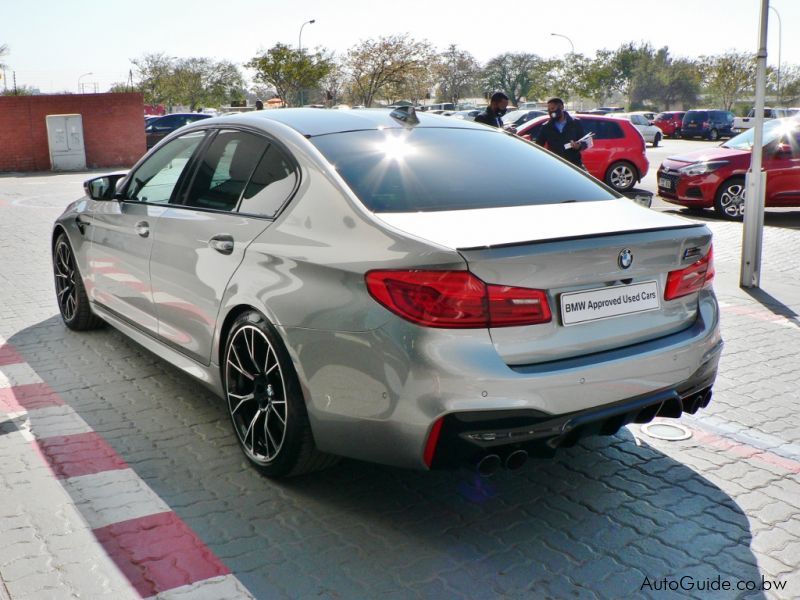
[474, 92, 511, 128]
[535, 97, 587, 167]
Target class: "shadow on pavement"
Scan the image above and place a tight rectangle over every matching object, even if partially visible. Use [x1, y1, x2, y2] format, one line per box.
[6, 317, 767, 599]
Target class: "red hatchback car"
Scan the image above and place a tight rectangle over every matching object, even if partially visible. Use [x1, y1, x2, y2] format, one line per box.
[654, 111, 686, 139]
[657, 118, 800, 219]
[517, 114, 649, 192]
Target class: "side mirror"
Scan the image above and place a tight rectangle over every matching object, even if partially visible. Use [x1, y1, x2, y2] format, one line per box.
[84, 174, 126, 200]
[774, 143, 792, 158]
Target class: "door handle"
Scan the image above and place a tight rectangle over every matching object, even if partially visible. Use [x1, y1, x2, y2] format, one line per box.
[135, 221, 150, 238]
[209, 234, 234, 255]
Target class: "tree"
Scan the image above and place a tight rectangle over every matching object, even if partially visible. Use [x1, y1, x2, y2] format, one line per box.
[654, 56, 701, 110]
[777, 64, 800, 105]
[319, 59, 346, 106]
[168, 57, 243, 110]
[435, 44, 480, 104]
[700, 51, 756, 111]
[572, 50, 618, 105]
[345, 35, 434, 107]
[132, 53, 174, 106]
[247, 43, 333, 107]
[481, 52, 549, 106]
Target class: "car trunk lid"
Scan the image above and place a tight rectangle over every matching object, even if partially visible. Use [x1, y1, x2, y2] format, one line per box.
[377, 199, 711, 365]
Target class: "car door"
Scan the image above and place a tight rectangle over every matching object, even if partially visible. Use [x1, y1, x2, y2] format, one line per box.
[148, 128, 299, 364]
[88, 130, 208, 335]
[764, 129, 800, 205]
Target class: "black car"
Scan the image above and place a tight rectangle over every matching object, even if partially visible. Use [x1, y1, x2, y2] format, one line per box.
[680, 109, 735, 141]
[145, 113, 212, 148]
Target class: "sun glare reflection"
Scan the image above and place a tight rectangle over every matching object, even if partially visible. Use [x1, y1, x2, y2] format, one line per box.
[377, 134, 416, 161]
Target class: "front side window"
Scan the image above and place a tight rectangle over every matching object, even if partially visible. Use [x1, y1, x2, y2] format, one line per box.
[311, 127, 614, 213]
[124, 131, 206, 204]
[181, 130, 269, 212]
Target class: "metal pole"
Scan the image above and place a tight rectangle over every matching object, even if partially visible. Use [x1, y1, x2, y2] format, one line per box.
[769, 6, 781, 104]
[298, 19, 315, 107]
[77, 72, 93, 94]
[740, 0, 769, 288]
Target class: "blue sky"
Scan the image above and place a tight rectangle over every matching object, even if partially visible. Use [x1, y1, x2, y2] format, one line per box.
[3, 0, 798, 93]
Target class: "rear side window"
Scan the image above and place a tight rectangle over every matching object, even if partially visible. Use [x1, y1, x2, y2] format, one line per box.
[581, 119, 624, 139]
[238, 145, 299, 217]
[685, 111, 708, 122]
[181, 130, 269, 212]
[311, 128, 615, 213]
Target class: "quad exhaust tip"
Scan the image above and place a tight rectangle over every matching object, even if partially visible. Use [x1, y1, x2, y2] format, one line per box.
[476, 454, 501, 477]
[505, 449, 528, 471]
[475, 450, 529, 476]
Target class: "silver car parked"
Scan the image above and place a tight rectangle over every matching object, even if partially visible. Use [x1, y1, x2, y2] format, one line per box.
[52, 108, 722, 478]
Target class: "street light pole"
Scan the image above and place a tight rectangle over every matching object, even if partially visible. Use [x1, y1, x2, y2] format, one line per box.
[740, 0, 769, 289]
[298, 19, 315, 107]
[77, 72, 93, 94]
[550, 32, 575, 55]
[769, 5, 781, 104]
[298, 19, 315, 52]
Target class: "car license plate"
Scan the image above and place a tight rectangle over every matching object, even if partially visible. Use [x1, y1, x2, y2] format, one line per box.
[658, 177, 672, 189]
[560, 281, 660, 326]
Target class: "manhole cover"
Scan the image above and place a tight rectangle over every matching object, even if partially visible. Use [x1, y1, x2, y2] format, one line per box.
[640, 422, 692, 441]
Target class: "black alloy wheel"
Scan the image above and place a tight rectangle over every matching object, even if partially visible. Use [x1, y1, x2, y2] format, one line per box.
[53, 233, 103, 330]
[223, 311, 338, 478]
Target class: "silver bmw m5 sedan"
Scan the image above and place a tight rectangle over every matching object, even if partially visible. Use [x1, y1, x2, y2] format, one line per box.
[52, 108, 722, 478]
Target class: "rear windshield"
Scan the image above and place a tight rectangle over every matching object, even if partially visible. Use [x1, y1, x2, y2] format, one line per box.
[684, 111, 708, 122]
[310, 128, 615, 212]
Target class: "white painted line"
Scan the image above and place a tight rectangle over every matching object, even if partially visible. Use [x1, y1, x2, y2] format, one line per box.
[0, 362, 44, 389]
[23, 405, 94, 439]
[62, 469, 172, 530]
[147, 574, 255, 600]
[685, 413, 800, 463]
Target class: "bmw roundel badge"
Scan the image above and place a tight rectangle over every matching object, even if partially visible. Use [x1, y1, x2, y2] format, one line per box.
[618, 248, 633, 269]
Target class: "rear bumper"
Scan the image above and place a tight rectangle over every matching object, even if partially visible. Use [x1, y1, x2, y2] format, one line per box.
[429, 368, 716, 468]
[284, 290, 722, 470]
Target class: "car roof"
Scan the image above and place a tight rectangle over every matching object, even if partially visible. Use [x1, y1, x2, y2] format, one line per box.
[204, 107, 486, 137]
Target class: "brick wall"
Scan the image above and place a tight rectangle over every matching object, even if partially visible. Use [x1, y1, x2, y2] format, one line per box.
[0, 93, 146, 172]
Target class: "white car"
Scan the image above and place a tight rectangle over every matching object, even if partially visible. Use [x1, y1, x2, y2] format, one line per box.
[611, 113, 662, 147]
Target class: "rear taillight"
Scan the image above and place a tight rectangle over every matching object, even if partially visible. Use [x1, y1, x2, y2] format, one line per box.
[365, 270, 552, 328]
[664, 247, 715, 300]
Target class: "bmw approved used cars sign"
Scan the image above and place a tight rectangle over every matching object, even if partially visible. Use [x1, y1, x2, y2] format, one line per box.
[560, 281, 660, 326]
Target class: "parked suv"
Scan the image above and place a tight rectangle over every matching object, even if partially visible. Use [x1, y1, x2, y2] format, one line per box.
[654, 111, 685, 138]
[680, 109, 735, 141]
[517, 114, 649, 192]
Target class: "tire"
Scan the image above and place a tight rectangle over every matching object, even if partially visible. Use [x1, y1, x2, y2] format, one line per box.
[223, 310, 338, 478]
[708, 128, 719, 141]
[652, 132, 661, 147]
[53, 233, 104, 331]
[714, 177, 745, 220]
[605, 161, 638, 192]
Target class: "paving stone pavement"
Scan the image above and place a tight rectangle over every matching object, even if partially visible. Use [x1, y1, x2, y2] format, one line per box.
[0, 170, 798, 599]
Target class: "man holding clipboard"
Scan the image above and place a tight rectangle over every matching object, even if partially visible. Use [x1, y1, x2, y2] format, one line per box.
[535, 97, 591, 168]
